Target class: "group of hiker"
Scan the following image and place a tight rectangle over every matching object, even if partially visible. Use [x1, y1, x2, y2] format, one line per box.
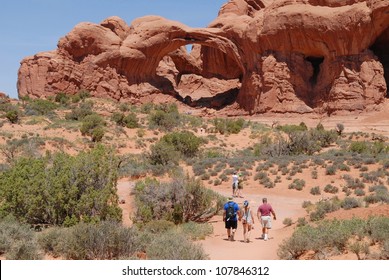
[222, 171, 277, 243]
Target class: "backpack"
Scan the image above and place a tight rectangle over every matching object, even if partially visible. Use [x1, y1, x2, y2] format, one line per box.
[226, 202, 236, 221]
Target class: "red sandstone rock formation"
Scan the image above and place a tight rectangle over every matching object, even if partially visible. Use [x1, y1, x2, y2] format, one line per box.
[18, 0, 389, 114]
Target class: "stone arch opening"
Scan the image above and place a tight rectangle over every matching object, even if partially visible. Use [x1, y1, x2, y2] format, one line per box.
[370, 27, 389, 97]
[305, 56, 324, 85]
[154, 39, 244, 109]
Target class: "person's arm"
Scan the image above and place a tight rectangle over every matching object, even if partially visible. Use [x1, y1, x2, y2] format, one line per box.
[223, 210, 226, 221]
[271, 208, 276, 220]
[257, 207, 261, 221]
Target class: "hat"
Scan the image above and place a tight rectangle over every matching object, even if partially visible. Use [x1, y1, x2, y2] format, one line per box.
[228, 197, 233, 201]
[243, 200, 249, 206]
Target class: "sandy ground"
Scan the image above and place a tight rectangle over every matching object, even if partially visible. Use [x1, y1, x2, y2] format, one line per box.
[114, 100, 389, 260]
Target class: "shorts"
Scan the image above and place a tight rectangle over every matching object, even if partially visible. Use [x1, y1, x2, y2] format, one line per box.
[225, 220, 238, 229]
[232, 182, 238, 189]
[261, 216, 272, 229]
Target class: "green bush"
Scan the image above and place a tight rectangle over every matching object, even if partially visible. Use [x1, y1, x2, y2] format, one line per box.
[149, 104, 180, 130]
[48, 221, 139, 259]
[146, 231, 208, 260]
[310, 186, 321, 195]
[0, 145, 122, 225]
[278, 218, 368, 259]
[324, 184, 339, 194]
[133, 176, 223, 224]
[0, 216, 41, 260]
[288, 179, 305, 191]
[54, 92, 70, 105]
[161, 131, 202, 157]
[80, 114, 105, 142]
[5, 110, 20, 124]
[276, 123, 307, 134]
[148, 141, 180, 166]
[283, 218, 293, 226]
[179, 221, 213, 240]
[65, 100, 94, 120]
[112, 112, 139, 128]
[213, 118, 245, 134]
[341, 197, 362, 210]
[325, 165, 337, 175]
[24, 99, 58, 116]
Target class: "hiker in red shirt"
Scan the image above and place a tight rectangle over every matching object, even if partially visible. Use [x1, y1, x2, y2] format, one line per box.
[257, 198, 276, 241]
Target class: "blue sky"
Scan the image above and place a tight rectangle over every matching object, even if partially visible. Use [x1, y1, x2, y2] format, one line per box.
[0, 0, 227, 99]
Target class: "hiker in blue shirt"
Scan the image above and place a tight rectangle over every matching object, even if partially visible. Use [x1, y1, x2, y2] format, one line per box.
[223, 197, 240, 241]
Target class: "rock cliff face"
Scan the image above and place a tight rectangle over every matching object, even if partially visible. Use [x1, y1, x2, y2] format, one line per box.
[18, 0, 389, 114]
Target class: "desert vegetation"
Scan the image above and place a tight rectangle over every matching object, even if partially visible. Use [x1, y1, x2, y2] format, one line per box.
[1, 94, 389, 259]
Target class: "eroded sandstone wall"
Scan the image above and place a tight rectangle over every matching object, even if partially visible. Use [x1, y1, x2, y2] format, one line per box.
[18, 0, 389, 114]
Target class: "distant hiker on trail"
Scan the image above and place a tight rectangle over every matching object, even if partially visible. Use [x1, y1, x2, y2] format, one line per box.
[241, 200, 255, 243]
[236, 172, 244, 198]
[257, 198, 276, 241]
[232, 171, 239, 197]
[223, 197, 240, 241]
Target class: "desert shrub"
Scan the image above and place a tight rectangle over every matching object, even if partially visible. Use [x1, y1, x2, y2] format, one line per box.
[277, 225, 316, 259]
[37, 227, 63, 257]
[341, 197, 362, 210]
[133, 176, 224, 224]
[325, 165, 337, 175]
[142, 220, 175, 234]
[0, 145, 122, 226]
[336, 123, 345, 135]
[302, 200, 313, 209]
[161, 131, 202, 157]
[111, 112, 126, 125]
[324, 184, 339, 194]
[179, 221, 213, 240]
[278, 218, 368, 259]
[310, 186, 321, 195]
[5, 110, 20, 124]
[123, 113, 139, 128]
[65, 100, 94, 120]
[288, 179, 305, 191]
[213, 179, 222, 186]
[366, 216, 389, 244]
[52, 221, 139, 259]
[296, 217, 307, 227]
[54, 92, 70, 105]
[213, 118, 245, 134]
[309, 208, 326, 222]
[283, 218, 293, 227]
[276, 123, 307, 134]
[148, 104, 180, 130]
[354, 188, 365, 196]
[75, 89, 91, 101]
[344, 176, 365, 190]
[80, 114, 106, 142]
[118, 154, 150, 178]
[148, 141, 180, 166]
[310, 198, 341, 221]
[349, 241, 370, 260]
[146, 231, 208, 260]
[0, 216, 41, 260]
[24, 99, 58, 116]
[140, 102, 154, 114]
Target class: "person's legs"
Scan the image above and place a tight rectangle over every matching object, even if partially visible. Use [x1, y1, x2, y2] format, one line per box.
[243, 223, 248, 242]
[263, 217, 271, 240]
[246, 224, 252, 242]
[227, 228, 231, 240]
[231, 220, 237, 241]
